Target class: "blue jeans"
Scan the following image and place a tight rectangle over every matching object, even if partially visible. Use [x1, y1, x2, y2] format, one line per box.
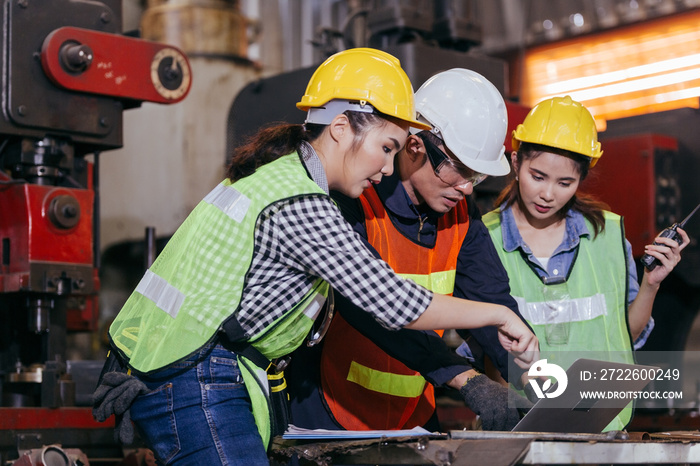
[130, 343, 270, 465]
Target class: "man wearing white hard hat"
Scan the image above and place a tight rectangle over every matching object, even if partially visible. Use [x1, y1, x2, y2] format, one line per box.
[287, 69, 537, 432]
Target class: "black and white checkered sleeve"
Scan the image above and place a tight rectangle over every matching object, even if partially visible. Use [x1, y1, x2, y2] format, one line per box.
[269, 195, 432, 329]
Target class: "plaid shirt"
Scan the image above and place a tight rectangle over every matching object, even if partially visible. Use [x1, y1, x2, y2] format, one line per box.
[235, 142, 432, 337]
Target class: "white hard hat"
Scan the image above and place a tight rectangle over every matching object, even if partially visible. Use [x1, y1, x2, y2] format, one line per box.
[412, 68, 510, 176]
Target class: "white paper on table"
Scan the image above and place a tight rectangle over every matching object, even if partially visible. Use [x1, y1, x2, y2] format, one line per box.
[282, 424, 437, 440]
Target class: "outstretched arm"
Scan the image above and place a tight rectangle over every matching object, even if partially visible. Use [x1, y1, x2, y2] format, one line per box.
[337, 292, 473, 385]
[405, 293, 539, 364]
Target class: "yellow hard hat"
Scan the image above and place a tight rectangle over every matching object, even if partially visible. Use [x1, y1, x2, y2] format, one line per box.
[512, 95, 602, 167]
[296, 48, 431, 131]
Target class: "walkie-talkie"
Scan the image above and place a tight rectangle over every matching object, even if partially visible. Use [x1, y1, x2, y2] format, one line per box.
[641, 202, 700, 271]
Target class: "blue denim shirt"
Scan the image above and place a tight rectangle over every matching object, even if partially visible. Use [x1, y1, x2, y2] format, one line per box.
[498, 205, 653, 349]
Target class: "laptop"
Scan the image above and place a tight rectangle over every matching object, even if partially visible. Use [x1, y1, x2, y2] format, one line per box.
[512, 358, 660, 433]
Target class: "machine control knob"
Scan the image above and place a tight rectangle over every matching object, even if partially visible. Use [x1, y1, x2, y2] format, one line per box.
[48, 194, 81, 229]
[59, 41, 94, 73]
[150, 48, 191, 100]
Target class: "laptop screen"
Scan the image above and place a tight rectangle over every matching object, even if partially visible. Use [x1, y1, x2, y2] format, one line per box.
[512, 358, 660, 433]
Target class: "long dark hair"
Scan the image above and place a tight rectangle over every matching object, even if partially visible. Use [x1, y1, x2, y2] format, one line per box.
[495, 142, 610, 237]
[226, 111, 390, 182]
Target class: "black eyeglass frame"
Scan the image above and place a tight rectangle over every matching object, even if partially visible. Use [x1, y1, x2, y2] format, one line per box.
[415, 131, 487, 187]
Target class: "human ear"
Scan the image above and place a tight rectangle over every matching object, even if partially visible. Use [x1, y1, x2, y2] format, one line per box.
[328, 113, 350, 143]
[510, 151, 520, 172]
[406, 134, 425, 162]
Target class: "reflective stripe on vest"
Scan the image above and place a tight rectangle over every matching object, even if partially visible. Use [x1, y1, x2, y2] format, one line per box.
[319, 187, 470, 430]
[514, 293, 607, 325]
[483, 209, 634, 431]
[402, 270, 456, 295]
[134, 270, 186, 319]
[203, 182, 251, 222]
[347, 361, 427, 398]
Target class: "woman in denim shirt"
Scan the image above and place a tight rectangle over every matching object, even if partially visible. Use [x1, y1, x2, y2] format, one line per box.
[480, 96, 689, 430]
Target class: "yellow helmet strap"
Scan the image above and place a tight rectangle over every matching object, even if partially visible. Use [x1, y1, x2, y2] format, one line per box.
[305, 99, 376, 125]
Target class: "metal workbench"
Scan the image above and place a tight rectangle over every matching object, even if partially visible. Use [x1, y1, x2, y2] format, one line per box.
[271, 430, 700, 465]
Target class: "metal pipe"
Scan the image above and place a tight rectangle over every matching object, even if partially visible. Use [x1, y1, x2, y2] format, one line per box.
[145, 226, 157, 269]
[93, 151, 101, 271]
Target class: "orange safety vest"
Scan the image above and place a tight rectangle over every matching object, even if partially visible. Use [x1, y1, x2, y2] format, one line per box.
[319, 187, 470, 430]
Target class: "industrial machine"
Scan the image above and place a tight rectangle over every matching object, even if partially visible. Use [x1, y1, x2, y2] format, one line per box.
[0, 0, 191, 463]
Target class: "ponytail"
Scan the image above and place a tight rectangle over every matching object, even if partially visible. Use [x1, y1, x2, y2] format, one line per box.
[226, 124, 309, 182]
[226, 111, 391, 182]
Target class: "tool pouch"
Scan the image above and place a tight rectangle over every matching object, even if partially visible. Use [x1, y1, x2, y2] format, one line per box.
[268, 368, 291, 438]
[96, 348, 129, 384]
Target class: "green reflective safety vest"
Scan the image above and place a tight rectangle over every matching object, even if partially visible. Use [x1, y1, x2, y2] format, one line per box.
[483, 209, 635, 431]
[109, 152, 330, 447]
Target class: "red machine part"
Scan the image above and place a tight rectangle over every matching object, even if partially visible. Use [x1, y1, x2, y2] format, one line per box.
[505, 101, 531, 153]
[0, 174, 99, 331]
[0, 408, 114, 463]
[0, 407, 113, 430]
[583, 134, 678, 256]
[0, 184, 94, 288]
[40, 26, 192, 104]
[65, 292, 99, 331]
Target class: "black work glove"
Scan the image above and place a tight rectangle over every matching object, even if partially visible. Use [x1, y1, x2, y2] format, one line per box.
[93, 371, 151, 444]
[459, 374, 534, 431]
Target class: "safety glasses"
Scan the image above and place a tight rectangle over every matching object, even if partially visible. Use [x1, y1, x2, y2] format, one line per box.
[416, 132, 487, 188]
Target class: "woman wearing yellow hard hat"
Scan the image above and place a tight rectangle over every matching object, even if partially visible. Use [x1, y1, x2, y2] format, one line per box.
[94, 48, 538, 464]
[479, 95, 689, 431]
